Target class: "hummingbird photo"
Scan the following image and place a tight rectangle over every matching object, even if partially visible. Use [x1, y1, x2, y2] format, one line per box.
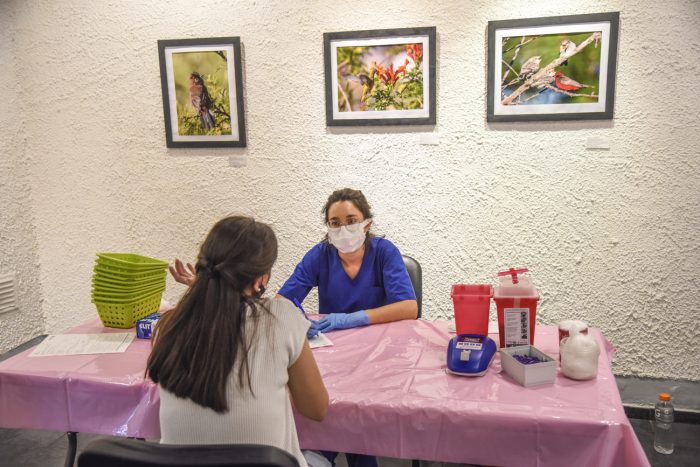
[189, 72, 216, 130]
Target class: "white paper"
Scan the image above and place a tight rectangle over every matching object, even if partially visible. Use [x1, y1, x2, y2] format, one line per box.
[29, 333, 134, 357]
[418, 133, 440, 145]
[309, 332, 333, 349]
[504, 308, 530, 346]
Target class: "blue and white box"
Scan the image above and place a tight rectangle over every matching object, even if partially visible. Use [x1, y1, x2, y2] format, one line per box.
[136, 312, 161, 339]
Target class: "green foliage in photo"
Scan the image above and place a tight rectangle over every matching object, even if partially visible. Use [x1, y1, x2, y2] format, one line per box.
[336, 43, 425, 112]
[172, 51, 233, 135]
[501, 31, 602, 105]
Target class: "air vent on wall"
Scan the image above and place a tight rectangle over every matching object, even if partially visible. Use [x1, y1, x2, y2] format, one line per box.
[0, 273, 17, 314]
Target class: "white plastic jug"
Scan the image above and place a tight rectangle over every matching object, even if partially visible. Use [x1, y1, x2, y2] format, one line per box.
[560, 325, 600, 380]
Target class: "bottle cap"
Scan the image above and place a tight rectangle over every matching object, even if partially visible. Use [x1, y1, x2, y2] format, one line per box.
[659, 393, 671, 401]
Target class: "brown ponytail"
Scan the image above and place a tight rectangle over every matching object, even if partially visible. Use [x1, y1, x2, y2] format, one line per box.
[147, 216, 277, 413]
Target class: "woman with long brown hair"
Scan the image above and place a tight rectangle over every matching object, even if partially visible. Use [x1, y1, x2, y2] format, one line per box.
[148, 216, 327, 467]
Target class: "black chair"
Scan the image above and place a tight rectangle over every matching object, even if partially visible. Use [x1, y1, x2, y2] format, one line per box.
[77, 438, 299, 467]
[402, 255, 422, 319]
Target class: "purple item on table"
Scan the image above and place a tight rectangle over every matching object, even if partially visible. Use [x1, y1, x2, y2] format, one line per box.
[513, 354, 544, 365]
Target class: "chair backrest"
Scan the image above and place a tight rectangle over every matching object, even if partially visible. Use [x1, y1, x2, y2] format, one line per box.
[78, 438, 299, 467]
[402, 255, 422, 319]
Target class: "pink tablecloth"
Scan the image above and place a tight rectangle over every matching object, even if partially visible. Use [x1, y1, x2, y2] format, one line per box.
[0, 319, 159, 438]
[0, 318, 648, 466]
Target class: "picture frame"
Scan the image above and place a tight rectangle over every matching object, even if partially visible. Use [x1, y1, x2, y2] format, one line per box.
[158, 37, 246, 148]
[487, 12, 619, 122]
[324, 27, 436, 126]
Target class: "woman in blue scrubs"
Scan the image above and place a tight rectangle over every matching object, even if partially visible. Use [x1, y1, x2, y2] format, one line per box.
[279, 188, 417, 467]
[279, 188, 418, 338]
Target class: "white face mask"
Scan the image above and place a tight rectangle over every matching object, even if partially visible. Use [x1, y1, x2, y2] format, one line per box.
[328, 219, 371, 253]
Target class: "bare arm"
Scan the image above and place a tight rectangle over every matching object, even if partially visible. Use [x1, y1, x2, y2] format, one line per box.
[287, 341, 328, 422]
[365, 299, 418, 324]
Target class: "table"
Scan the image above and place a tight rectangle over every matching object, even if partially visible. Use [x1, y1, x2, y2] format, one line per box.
[0, 318, 649, 467]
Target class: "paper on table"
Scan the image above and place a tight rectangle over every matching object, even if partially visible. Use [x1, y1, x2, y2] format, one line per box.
[309, 332, 333, 349]
[29, 333, 135, 357]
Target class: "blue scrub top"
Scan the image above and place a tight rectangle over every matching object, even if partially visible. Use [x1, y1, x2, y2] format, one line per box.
[278, 237, 416, 314]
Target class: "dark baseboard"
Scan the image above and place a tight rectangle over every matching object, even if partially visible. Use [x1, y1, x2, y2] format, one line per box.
[624, 404, 700, 424]
[0, 335, 47, 362]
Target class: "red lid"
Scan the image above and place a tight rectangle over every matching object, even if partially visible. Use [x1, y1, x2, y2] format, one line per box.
[497, 267, 529, 284]
[659, 393, 671, 401]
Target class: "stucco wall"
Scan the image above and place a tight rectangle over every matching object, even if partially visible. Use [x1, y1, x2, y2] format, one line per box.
[0, 1, 44, 353]
[4, 0, 699, 379]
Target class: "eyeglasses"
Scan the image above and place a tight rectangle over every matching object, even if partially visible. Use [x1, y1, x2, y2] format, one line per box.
[326, 218, 370, 231]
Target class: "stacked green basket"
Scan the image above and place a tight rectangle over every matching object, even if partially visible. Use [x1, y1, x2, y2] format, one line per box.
[92, 253, 168, 328]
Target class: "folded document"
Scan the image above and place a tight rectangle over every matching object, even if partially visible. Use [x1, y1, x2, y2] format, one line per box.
[29, 333, 134, 357]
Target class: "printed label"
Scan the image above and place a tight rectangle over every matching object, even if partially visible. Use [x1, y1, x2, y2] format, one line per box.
[456, 341, 483, 350]
[504, 308, 530, 346]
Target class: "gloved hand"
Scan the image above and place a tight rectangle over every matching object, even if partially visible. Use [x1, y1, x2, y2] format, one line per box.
[307, 321, 321, 339]
[314, 311, 370, 334]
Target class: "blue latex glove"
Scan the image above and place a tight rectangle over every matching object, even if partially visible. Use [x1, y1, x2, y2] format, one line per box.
[307, 321, 321, 339]
[314, 311, 370, 334]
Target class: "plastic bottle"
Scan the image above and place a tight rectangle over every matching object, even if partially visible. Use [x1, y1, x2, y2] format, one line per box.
[654, 393, 674, 454]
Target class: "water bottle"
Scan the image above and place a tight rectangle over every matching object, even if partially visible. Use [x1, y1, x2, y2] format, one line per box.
[654, 393, 674, 454]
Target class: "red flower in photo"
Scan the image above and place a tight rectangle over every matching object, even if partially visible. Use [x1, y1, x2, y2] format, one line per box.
[376, 59, 410, 85]
[406, 43, 423, 62]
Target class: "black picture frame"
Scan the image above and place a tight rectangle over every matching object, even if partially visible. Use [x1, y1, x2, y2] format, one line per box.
[158, 37, 246, 148]
[324, 27, 436, 126]
[487, 12, 619, 122]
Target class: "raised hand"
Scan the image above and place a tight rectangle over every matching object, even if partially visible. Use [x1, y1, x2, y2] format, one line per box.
[169, 259, 196, 287]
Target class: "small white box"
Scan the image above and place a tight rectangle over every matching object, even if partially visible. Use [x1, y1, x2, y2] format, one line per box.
[500, 345, 556, 387]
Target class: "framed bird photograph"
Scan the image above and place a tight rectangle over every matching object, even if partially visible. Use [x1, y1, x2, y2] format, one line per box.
[487, 12, 619, 122]
[158, 37, 246, 147]
[324, 27, 436, 126]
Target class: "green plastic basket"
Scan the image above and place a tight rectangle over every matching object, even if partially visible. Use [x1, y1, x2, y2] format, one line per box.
[93, 265, 167, 281]
[97, 253, 169, 270]
[92, 278, 166, 293]
[92, 284, 166, 301]
[94, 291, 163, 328]
[92, 272, 167, 287]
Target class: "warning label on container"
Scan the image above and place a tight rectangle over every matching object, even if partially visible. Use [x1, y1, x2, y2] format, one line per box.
[504, 308, 530, 346]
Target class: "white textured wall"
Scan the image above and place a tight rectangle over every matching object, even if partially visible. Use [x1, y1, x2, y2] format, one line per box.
[0, 2, 44, 352]
[3, 0, 699, 379]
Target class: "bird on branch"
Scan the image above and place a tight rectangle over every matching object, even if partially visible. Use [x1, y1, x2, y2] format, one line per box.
[554, 72, 592, 91]
[559, 40, 576, 66]
[534, 69, 556, 89]
[189, 72, 216, 130]
[519, 55, 541, 80]
[359, 74, 374, 103]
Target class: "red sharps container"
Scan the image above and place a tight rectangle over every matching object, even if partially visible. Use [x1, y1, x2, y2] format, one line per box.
[493, 268, 540, 348]
[451, 284, 493, 335]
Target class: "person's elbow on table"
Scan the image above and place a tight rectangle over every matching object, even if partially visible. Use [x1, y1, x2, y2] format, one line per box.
[366, 299, 418, 324]
[404, 299, 419, 320]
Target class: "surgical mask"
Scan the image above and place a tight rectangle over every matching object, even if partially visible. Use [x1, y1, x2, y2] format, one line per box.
[327, 219, 370, 253]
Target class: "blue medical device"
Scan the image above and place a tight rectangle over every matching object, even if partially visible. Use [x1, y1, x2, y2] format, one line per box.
[446, 334, 497, 376]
